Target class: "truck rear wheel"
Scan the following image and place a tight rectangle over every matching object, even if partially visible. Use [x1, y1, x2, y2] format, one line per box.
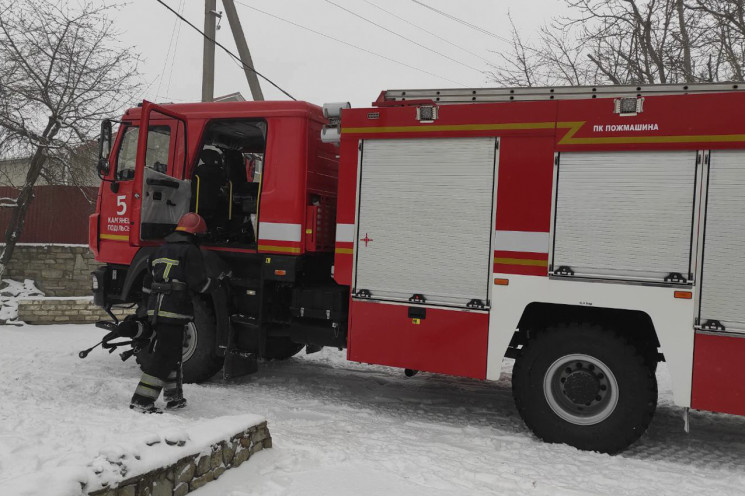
[136, 298, 224, 384]
[512, 322, 657, 454]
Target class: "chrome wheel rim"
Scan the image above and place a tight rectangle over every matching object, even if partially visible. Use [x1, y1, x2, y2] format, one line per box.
[182, 322, 198, 362]
[543, 353, 619, 425]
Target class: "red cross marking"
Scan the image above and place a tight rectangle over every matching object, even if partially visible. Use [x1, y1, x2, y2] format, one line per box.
[361, 233, 374, 247]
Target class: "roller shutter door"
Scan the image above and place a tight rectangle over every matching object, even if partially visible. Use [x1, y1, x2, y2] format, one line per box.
[700, 150, 745, 332]
[354, 137, 497, 307]
[553, 151, 697, 281]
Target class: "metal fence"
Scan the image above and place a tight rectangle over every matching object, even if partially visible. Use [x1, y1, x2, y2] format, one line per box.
[0, 185, 98, 244]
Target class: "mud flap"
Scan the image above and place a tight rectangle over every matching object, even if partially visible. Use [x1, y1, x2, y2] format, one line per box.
[211, 286, 231, 357]
[222, 301, 259, 380]
[223, 350, 258, 380]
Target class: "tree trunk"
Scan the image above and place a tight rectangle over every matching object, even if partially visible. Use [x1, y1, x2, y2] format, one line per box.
[676, 0, 693, 81]
[0, 117, 59, 279]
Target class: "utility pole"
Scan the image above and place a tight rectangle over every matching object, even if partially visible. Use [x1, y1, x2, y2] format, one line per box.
[201, 0, 218, 102]
[222, 0, 264, 101]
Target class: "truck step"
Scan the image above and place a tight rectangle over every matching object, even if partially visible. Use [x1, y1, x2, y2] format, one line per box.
[230, 314, 259, 328]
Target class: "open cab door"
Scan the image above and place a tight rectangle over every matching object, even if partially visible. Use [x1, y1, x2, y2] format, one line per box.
[129, 101, 191, 245]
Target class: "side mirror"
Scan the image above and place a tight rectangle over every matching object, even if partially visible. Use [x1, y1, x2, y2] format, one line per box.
[97, 119, 113, 176]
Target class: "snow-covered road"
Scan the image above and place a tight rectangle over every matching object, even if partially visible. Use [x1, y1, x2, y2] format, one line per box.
[1, 324, 744, 496]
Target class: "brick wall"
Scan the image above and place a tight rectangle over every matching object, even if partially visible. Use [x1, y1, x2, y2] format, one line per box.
[18, 298, 133, 325]
[4, 244, 100, 297]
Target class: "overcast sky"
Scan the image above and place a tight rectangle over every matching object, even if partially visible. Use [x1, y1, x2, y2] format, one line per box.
[116, 0, 570, 108]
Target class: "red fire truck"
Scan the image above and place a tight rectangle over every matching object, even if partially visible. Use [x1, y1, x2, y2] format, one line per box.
[90, 83, 745, 453]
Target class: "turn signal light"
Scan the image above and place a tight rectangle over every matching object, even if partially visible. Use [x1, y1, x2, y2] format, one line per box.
[674, 291, 692, 299]
[494, 278, 509, 286]
[274, 269, 287, 276]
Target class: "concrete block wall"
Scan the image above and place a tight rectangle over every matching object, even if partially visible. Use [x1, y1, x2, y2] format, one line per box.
[4, 244, 101, 297]
[87, 422, 272, 496]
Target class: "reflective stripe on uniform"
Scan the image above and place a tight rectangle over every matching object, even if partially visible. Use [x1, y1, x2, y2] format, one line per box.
[135, 372, 164, 400]
[152, 258, 180, 282]
[152, 258, 180, 265]
[140, 373, 165, 388]
[135, 383, 161, 400]
[147, 309, 193, 320]
[165, 370, 177, 390]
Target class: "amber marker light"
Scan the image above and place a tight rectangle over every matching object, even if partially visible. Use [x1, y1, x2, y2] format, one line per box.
[494, 278, 509, 286]
[274, 270, 287, 276]
[674, 291, 692, 299]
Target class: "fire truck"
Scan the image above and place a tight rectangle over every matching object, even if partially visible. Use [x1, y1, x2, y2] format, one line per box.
[90, 83, 745, 453]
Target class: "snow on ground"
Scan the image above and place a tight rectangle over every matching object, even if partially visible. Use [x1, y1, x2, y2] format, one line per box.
[0, 279, 43, 323]
[1, 324, 745, 496]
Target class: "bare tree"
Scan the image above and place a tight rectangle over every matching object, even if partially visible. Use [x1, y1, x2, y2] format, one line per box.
[689, 0, 745, 80]
[488, 0, 744, 87]
[0, 0, 140, 278]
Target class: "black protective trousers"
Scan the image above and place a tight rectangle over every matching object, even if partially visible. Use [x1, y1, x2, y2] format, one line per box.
[144, 322, 185, 381]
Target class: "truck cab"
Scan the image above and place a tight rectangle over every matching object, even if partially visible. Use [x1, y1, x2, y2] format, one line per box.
[90, 100, 346, 382]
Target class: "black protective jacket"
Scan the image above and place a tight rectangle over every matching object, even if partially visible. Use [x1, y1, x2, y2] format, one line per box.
[145, 232, 213, 324]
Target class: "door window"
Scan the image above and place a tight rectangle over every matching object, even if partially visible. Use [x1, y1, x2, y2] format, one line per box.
[116, 125, 171, 180]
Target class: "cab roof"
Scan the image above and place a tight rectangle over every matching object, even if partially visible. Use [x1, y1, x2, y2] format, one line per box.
[123, 100, 325, 122]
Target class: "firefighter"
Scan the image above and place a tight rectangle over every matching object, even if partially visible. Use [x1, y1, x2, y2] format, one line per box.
[129, 212, 217, 414]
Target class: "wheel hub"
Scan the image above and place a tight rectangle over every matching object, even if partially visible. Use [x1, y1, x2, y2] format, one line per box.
[563, 369, 601, 405]
[543, 353, 619, 425]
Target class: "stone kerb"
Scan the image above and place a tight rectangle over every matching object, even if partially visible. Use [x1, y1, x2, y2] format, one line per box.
[87, 420, 272, 496]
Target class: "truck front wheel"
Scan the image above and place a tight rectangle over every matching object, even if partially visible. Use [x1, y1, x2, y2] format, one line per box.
[512, 322, 657, 454]
[136, 297, 224, 384]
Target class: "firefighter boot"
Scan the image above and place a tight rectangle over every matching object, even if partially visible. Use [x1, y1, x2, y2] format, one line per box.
[164, 363, 186, 410]
[130, 372, 164, 414]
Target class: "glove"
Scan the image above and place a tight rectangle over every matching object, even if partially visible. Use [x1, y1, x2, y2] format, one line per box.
[217, 271, 233, 282]
[114, 318, 144, 338]
[102, 318, 153, 349]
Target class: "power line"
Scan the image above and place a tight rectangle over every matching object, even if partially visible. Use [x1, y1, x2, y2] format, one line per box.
[408, 0, 545, 58]
[233, 0, 466, 86]
[409, 0, 512, 45]
[323, 0, 483, 74]
[154, 0, 296, 100]
[163, 0, 186, 100]
[155, 0, 181, 99]
[361, 0, 492, 64]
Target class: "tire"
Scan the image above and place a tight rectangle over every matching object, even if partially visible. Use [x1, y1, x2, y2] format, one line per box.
[136, 297, 224, 384]
[512, 322, 657, 454]
[263, 337, 305, 360]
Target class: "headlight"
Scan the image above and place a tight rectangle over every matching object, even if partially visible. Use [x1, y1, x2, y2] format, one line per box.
[91, 274, 99, 291]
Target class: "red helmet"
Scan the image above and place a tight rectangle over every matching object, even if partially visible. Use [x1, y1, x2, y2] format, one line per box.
[175, 212, 207, 235]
